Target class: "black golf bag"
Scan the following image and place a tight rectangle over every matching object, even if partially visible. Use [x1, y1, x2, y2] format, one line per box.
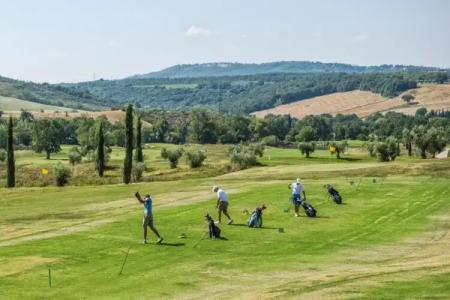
[247, 209, 263, 228]
[300, 200, 317, 217]
[327, 186, 342, 204]
[205, 214, 221, 238]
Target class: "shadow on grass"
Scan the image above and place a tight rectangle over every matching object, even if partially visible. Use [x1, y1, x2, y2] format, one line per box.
[155, 242, 186, 247]
[229, 223, 278, 230]
[228, 223, 248, 227]
[338, 157, 363, 162]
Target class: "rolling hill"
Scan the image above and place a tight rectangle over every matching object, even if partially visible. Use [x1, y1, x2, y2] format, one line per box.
[0, 75, 111, 111]
[64, 71, 446, 113]
[252, 84, 450, 119]
[0, 95, 74, 114]
[131, 61, 447, 79]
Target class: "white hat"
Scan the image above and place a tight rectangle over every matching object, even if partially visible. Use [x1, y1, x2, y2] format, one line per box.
[296, 178, 301, 183]
[212, 186, 219, 192]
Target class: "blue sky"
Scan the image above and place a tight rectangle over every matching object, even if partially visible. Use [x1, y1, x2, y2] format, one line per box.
[0, 0, 449, 83]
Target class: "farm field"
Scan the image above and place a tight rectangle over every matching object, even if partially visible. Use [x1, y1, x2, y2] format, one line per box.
[252, 84, 450, 119]
[0, 95, 72, 115]
[1, 146, 450, 299]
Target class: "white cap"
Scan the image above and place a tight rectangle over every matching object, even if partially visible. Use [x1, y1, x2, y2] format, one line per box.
[296, 178, 301, 183]
[212, 186, 219, 192]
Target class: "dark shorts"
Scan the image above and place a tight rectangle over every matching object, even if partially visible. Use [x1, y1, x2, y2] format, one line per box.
[218, 201, 228, 213]
[291, 194, 302, 205]
[143, 214, 154, 227]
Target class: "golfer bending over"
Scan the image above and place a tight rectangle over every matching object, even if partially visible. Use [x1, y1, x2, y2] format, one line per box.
[135, 192, 164, 244]
[212, 186, 233, 225]
[288, 178, 306, 217]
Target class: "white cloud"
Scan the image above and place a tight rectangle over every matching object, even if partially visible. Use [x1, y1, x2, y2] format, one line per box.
[353, 33, 368, 42]
[185, 25, 211, 38]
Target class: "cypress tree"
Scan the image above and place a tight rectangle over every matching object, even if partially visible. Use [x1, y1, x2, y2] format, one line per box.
[6, 116, 15, 188]
[97, 122, 105, 177]
[123, 104, 133, 184]
[135, 116, 143, 162]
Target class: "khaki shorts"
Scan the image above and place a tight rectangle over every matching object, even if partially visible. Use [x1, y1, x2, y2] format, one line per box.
[218, 201, 228, 213]
[143, 214, 154, 227]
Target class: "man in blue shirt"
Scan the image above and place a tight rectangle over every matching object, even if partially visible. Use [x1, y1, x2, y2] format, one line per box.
[135, 192, 163, 244]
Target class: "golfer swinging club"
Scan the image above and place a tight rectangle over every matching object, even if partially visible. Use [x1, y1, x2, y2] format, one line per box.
[288, 178, 306, 217]
[212, 186, 233, 225]
[135, 192, 164, 244]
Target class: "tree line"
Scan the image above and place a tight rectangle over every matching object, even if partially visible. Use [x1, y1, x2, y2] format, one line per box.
[1, 106, 449, 187]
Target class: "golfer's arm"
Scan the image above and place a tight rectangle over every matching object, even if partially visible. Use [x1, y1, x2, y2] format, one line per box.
[216, 198, 220, 207]
[135, 194, 144, 204]
[302, 191, 306, 199]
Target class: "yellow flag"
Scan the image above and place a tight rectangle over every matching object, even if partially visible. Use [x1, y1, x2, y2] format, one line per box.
[329, 146, 336, 153]
[41, 168, 49, 175]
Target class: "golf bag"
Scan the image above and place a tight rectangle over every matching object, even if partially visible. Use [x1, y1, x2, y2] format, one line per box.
[300, 200, 317, 217]
[327, 186, 342, 204]
[247, 209, 263, 228]
[205, 214, 221, 239]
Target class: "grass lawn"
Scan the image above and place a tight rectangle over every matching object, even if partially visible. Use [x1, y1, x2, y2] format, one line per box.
[1, 146, 450, 298]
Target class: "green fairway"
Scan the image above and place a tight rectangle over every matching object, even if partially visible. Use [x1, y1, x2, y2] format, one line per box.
[1, 147, 450, 299]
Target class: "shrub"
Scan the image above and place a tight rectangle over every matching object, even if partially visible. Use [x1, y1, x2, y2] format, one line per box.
[376, 137, 398, 162]
[298, 142, 315, 158]
[54, 162, 72, 186]
[68, 147, 82, 166]
[161, 148, 183, 168]
[261, 135, 280, 147]
[185, 150, 207, 168]
[132, 162, 146, 182]
[402, 94, 415, 104]
[364, 141, 377, 157]
[0, 149, 6, 162]
[249, 142, 265, 157]
[228, 143, 265, 169]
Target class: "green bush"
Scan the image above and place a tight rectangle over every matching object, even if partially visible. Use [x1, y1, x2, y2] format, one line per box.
[228, 143, 265, 169]
[54, 162, 72, 186]
[0, 149, 6, 162]
[161, 148, 183, 168]
[364, 141, 377, 157]
[249, 142, 265, 157]
[261, 135, 280, 147]
[132, 162, 146, 182]
[376, 137, 398, 162]
[185, 150, 207, 168]
[68, 147, 82, 166]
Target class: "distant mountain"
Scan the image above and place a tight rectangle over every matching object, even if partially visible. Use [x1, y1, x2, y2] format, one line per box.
[131, 61, 446, 79]
[0, 75, 111, 111]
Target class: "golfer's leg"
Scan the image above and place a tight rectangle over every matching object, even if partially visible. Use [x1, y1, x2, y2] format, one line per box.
[143, 224, 148, 240]
[149, 225, 161, 238]
[223, 208, 231, 220]
[218, 206, 222, 222]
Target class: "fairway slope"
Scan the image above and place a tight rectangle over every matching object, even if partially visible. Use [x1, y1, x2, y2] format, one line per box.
[2, 156, 450, 299]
